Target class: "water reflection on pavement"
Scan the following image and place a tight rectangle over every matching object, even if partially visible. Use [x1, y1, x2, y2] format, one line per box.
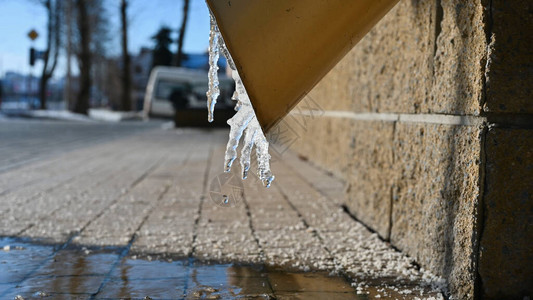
[0, 237, 359, 299]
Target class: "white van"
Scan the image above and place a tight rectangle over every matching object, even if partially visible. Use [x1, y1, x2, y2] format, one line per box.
[143, 66, 234, 119]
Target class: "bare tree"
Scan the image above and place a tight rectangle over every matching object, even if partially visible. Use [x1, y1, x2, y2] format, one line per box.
[39, 0, 61, 110]
[64, 0, 73, 110]
[73, 0, 90, 114]
[175, 0, 190, 67]
[120, 0, 131, 111]
[71, 0, 109, 114]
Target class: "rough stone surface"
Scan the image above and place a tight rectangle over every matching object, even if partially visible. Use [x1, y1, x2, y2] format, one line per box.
[346, 121, 395, 239]
[391, 123, 482, 299]
[479, 128, 533, 299]
[279, 115, 354, 180]
[484, 0, 533, 113]
[431, 0, 487, 115]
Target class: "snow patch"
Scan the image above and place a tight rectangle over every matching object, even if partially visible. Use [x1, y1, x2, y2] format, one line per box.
[88, 108, 142, 122]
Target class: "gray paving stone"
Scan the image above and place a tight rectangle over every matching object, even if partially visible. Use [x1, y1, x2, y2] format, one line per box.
[0, 121, 444, 297]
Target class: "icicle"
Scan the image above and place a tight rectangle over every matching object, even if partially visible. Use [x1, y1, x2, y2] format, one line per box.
[239, 123, 257, 180]
[224, 69, 275, 187]
[208, 13, 275, 187]
[253, 122, 274, 187]
[224, 101, 254, 172]
[206, 14, 220, 123]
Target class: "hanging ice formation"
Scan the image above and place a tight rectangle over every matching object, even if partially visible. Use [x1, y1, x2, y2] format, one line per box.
[207, 14, 275, 188]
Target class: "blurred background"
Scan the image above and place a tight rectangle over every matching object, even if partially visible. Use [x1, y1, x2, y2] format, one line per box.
[0, 0, 231, 121]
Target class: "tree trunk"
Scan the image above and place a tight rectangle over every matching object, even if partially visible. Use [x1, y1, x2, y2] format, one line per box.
[120, 0, 131, 111]
[74, 0, 91, 115]
[39, 73, 50, 110]
[39, 0, 52, 110]
[39, 0, 61, 110]
[175, 0, 190, 67]
[65, 0, 73, 110]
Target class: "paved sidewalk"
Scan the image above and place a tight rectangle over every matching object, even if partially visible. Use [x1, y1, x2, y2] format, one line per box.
[0, 121, 445, 299]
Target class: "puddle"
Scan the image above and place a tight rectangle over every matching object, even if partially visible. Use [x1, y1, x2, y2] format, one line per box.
[0, 237, 360, 299]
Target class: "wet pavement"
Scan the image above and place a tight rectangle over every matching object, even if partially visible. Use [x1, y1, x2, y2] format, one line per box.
[0, 119, 445, 299]
[0, 237, 358, 299]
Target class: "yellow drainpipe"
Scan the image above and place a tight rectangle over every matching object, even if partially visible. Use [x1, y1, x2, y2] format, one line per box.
[206, 0, 400, 132]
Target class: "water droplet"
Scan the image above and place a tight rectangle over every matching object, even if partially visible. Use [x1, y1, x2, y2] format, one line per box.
[209, 171, 244, 207]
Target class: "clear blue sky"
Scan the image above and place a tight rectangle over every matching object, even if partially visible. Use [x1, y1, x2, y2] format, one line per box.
[0, 0, 211, 78]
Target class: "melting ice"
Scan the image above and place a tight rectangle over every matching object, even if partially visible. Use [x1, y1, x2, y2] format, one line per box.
[207, 14, 274, 187]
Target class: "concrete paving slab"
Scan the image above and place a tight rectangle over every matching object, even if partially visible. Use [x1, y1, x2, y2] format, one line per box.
[0, 120, 445, 298]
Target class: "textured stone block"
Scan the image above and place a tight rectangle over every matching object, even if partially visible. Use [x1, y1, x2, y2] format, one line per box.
[430, 0, 487, 115]
[280, 116, 354, 180]
[390, 123, 482, 299]
[345, 121, 395, 239]
[479, 128, 533, 299]
[484, 0, 533, 113]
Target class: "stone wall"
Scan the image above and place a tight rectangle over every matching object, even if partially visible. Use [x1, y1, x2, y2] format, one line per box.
[276, 0, 532, 299]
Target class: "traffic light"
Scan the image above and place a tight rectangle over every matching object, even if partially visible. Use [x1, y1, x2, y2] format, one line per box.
[29, 47, 35, 66]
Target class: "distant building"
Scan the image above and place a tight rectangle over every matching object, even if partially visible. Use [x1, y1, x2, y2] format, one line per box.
[0, 72, 66, 110]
